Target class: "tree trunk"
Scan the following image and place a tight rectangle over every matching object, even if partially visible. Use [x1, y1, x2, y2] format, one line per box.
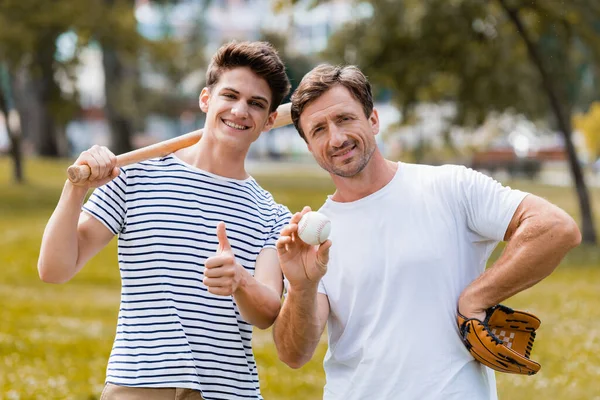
[0, 77, 23, 183]
[32, 34, 62, 156]
[499, 0, 597, 244]
[12, 35, 62, 157]
[102, 47, 134, 154]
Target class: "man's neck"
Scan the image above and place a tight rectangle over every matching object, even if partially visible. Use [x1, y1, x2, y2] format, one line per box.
[175, 134, 249, 180]
[330, 152, 398, 203]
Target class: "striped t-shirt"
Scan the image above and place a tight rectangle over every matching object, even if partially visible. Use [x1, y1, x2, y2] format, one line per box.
[82, 154, 291, 400]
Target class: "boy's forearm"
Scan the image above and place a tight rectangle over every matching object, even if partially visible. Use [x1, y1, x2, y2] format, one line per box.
[233, 269, 282, 329]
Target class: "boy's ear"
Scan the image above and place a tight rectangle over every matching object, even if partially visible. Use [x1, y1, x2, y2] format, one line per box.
[261, 110, 278, 132]
[199, 87, 210, 113]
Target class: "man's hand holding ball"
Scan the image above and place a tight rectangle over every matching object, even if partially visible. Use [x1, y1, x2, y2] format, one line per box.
[276, 207, 332, 288]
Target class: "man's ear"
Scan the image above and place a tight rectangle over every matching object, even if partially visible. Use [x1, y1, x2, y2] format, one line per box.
[261, 110, 278, 132]
[199, 87, 210, 113]
[370, 109, 380, 136]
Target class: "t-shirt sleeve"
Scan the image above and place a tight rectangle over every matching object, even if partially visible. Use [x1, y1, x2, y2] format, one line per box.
[317, 279, 327, 295]
[82, 170, 127, 235]
[454, 166, 528, 242]
[264, 203, 292, 249]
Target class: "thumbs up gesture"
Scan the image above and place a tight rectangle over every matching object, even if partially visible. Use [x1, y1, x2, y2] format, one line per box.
[203, 222, 244, 296]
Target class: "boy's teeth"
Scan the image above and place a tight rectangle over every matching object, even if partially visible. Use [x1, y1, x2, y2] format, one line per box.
[224, 120, 247, 130]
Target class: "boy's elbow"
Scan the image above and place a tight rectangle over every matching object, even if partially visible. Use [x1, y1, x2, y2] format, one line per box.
[37, 261, 70, 284]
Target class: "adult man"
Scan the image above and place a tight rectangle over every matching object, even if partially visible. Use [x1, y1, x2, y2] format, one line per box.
[38, 41, 291, 400]
[273, 64, 581, 399]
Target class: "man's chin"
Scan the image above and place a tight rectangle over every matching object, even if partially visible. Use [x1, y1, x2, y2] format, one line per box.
[327, 162, 363, 178]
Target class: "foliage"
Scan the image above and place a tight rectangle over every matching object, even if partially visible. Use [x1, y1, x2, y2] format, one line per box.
[322, 0, 599, 127]
[1, 157, 600, 399]
[574, 102, 600, 161]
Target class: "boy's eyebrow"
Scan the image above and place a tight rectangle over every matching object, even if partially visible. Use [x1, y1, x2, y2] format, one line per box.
[221, 87, 269, 105]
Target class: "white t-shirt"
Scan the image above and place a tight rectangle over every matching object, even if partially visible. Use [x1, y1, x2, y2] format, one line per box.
[317, 162, 528, 400]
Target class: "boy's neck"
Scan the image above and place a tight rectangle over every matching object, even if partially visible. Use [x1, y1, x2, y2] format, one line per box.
[175, 134, 249, 180]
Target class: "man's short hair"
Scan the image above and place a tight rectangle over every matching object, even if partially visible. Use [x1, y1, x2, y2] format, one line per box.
[291, 64, 374, 141]
[206, 41, 291, 113]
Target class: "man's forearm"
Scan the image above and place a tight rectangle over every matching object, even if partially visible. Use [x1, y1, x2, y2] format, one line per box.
[460, 211, 581, 311]
[38, 181, 88, 283]
[233, 269, 282, 329]
[273, 284, 322, 369]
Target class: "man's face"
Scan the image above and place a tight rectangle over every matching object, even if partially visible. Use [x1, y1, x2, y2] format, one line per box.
[200, 67, 276, 150]
[299, 85, 379, 178]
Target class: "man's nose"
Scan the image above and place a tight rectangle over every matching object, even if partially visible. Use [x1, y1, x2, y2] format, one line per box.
[329, 124, 348, 147]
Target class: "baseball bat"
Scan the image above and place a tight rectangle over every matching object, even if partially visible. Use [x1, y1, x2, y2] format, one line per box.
[67, 102, 292, 184]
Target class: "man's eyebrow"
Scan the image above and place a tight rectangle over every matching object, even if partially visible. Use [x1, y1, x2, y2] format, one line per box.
[221, 87, 269, 105]
[308, 120, 326, 135]
[336, 111, 356, 119]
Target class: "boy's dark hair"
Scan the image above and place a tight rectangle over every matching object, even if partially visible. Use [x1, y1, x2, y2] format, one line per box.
[206, 41, 291, 113]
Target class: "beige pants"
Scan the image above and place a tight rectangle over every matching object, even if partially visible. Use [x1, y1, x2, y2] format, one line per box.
[100, 383, 205, 400]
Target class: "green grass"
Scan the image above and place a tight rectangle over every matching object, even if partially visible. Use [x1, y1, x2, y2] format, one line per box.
[1, 156, 599, 399]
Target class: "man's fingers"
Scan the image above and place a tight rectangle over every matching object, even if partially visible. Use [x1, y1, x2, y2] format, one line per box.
[316, 239, 332, 269]
[279, 223, 298, 237]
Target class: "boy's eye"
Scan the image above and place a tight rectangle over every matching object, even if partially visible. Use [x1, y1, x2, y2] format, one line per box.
[251, 101, 265, 108]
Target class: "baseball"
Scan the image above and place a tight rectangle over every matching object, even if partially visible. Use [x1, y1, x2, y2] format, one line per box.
[297, 211, 331, 246]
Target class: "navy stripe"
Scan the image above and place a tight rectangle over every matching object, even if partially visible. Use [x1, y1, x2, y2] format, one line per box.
[123, 221, 266, 243]
[129, 161, 271, 203]
[126, 209, 273, 230]
[85, 197, 122, 229]
[127, 185, 274, 214]
[107, 365, 258, 384]
[96, 185, 126, 214]
[82, 206, 119, 235]
[119, 249, 258, 264]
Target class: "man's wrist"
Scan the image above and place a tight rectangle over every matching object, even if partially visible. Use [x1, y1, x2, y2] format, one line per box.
[288, 281, 320, 297]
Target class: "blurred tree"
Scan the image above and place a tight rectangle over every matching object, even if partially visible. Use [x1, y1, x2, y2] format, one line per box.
[574, 102, 600, 162]
[0, 0, 86, 157]
[0, 65, 23, 183]
[0, 0, 203, 159]
[316, 0, 599, 243]
[260, 30, 316, 158]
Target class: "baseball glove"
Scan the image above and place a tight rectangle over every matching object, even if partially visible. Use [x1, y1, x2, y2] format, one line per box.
[457, 304, 541, 375]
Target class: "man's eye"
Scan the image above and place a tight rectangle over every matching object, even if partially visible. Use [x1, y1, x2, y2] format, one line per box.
[251, 101, 265, 108]
[223, 93, 236, 99]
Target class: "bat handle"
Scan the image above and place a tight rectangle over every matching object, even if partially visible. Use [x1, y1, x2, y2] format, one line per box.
[67, 164, 91, 184]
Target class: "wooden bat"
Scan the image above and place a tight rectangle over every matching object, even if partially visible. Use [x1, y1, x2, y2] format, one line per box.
[67, 102, 292, 184]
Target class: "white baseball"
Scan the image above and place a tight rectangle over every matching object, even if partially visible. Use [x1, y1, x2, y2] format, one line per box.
[297, 211, 331, 246]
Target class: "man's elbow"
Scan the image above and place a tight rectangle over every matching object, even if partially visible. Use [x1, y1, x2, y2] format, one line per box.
[277, 350, 310, 369]
[559, 215, 582, 250]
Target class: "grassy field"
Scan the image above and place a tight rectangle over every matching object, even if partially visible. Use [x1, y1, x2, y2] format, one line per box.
[1, 157, 599, 400]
